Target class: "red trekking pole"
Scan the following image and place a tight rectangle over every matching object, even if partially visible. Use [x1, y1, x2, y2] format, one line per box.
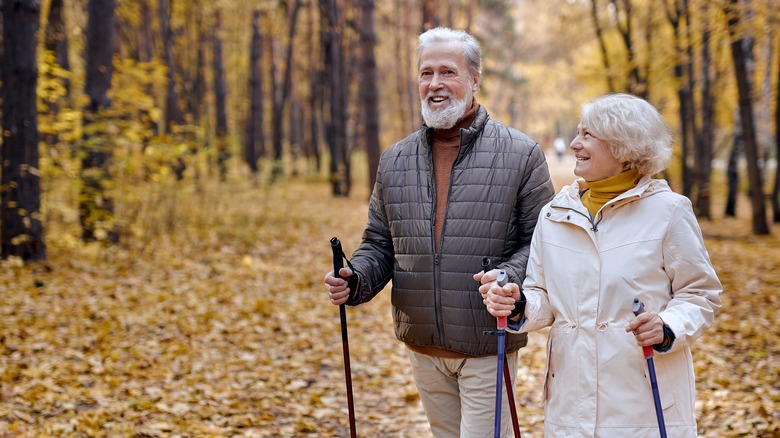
[632, 298, 667, 438]
[331, 237, 356, 438]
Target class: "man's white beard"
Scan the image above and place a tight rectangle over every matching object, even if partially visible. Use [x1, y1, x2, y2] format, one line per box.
[421, 89, 471, 129]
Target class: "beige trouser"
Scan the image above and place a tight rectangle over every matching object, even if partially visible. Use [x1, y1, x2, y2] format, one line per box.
[406, 347, 519, 438]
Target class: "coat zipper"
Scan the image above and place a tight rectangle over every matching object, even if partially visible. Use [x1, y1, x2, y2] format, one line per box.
[430, 129, 470, 347]
[427, 139, 445, 347]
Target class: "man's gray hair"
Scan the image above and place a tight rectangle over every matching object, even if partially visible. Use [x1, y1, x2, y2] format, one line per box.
[417, 27, 482, 77]
[581, 93, 673, 176]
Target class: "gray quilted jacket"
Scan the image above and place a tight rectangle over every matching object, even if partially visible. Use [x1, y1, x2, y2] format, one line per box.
[348, 106, 554, 356]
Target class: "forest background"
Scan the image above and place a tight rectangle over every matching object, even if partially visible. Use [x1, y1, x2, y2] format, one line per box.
[1, 0, 779, 436]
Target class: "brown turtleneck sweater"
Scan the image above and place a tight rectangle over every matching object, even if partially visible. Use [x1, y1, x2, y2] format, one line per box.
[432, 98, 479, 251]
[407, 98, 479, 359]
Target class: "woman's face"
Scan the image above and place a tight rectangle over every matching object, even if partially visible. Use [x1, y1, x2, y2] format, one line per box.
[570, 123, 625, 182]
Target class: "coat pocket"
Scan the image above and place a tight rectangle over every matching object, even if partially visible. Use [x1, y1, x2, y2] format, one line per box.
[542, 334, 552, 402]
[652, 348, 698, 425]
[544, 325, 580, 420]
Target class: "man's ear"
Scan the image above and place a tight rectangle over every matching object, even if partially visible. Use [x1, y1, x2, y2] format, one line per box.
[472, 75, 480, 92]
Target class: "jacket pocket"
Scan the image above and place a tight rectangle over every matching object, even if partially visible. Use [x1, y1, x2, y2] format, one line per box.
[544, 325, 580, 422]
[652, 348, 697, 425]
[597, 326, 666, 427]
[543, 334, 552, 402]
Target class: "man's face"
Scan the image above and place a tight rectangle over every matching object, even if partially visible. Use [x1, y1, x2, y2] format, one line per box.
[418, 41, 479, 129]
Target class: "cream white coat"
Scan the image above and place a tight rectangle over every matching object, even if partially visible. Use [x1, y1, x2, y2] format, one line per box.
[515, 176, 722, 437]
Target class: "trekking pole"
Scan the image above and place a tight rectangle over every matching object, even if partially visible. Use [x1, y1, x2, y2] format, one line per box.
[632, 298, 667, 438]
[503, 350, 521, 438]
[331, 237, 356, 438]
[483, 259, 521, 438]
[492, 269, 509, 438]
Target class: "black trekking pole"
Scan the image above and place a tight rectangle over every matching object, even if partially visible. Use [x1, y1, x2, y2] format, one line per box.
[483, 258, 521, 438]
[331, 237, 356, 438]
[632, 298, 667, 438]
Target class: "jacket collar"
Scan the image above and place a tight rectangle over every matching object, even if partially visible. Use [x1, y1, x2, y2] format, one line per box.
[555, 175, 671, 212]
[422, 105, 489, 155]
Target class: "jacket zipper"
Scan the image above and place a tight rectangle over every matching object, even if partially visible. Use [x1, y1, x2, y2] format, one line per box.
[553, 205, 601, 232]
[430, 129, 470, 347]
[427, 139, 445, 347]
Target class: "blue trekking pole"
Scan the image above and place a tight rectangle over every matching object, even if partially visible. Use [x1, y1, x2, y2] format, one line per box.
[492, 269, 509, 438]
[483, 259, 521, 438]
[632, 298, 667, 438]
[331, 237, 356, 438]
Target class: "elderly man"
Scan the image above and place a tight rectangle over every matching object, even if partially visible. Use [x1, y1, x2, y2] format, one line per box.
[325, 27, 554, 437]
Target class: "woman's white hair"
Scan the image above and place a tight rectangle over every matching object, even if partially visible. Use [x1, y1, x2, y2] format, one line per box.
[417, 27, 482, 78]
[581, 93, 673, 176]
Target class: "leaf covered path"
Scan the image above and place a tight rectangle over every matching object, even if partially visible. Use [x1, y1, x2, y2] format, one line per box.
[1, 173, 778, 437]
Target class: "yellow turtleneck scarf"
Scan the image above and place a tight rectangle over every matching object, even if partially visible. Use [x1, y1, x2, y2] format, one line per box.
[580, 168, 641, 217]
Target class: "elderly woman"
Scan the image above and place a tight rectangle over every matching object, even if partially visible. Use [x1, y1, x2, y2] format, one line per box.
[476, 93, 722, 437]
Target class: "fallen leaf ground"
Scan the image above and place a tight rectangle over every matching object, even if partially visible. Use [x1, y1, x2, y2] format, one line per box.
[1, 158, 778, 437]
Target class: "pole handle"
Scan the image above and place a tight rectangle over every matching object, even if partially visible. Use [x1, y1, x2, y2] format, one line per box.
[496, 270, 508, 329]
[331, 237, 345, 279]
[632, 298, 654, 358]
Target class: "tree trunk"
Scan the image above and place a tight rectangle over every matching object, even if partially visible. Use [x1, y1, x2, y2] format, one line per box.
[695, 3, 715, 220]
[44, 0, 70, 93]
[191, 14, 206, 125]
[320, 0, 349, 196]
[305, 3, 322, 173]
[212, 10, 229, 180]
[244, 10, 264, 174]
[270, 0, 301, 182]
[289, 93, 303, 176]
[610, 0, 646, 97]
[682, 0, 699, 199]
[81, 0, 118, 242]
[359, 0, 380, 197]
[464, 0, 476, 34]
[393, 0, 407, 133]
[185, 3, 205, 127]
[727, 0, 769, 234]
[589, 0, 616, 92]
[422, 0, 439, 31]
[725, 131, 741, 217]
[1, 0, 45, 260]
[42, 0, 71, 147]
[395, 0, 416, 135]
[138, 0, 154, 62]
[137, 0, 159, 147]
[160, 0, 183, 131]
[665, 0, 693, 198]
[772, 31, 780, 223]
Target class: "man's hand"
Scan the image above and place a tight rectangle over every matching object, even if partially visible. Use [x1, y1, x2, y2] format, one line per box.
[474, 269, 520, 318]
[324, 267, 354, 305]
